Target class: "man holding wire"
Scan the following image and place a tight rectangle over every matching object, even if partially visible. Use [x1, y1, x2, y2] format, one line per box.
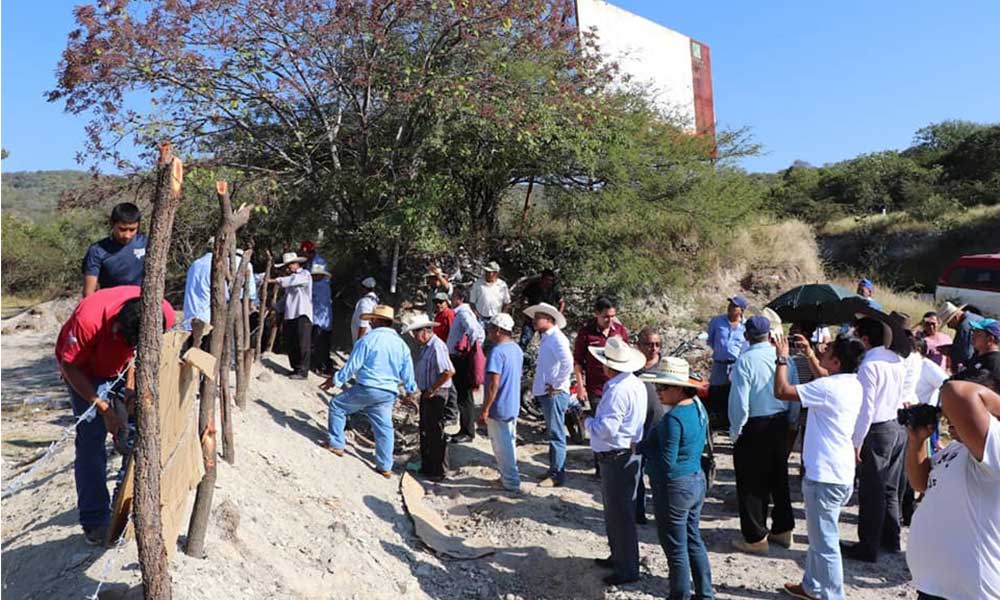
[55, 285, 175, 545]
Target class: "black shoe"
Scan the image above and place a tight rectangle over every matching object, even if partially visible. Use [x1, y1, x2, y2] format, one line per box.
[602, 573, 639, 586]
[450, 434, 474, 444]
[83, 525, 108, 546]
[593, 556, 614, 569]
[636, 515, 648, 525]
[289, 372, 308, 380]
[840, 542, 877, 563]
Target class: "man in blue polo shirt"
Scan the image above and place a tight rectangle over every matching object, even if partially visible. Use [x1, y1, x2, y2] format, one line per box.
[81, 202, 147, 297]
[479, 314, 524, 492]
[706, 295, 748, 429]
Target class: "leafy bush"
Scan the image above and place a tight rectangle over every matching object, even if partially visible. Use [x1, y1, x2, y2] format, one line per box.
[2, 212, 102, 297]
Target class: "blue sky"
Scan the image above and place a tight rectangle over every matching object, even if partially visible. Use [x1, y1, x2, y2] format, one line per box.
[2, 0, 999, 174]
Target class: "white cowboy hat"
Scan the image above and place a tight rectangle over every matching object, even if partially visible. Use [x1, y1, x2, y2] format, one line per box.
[361, 305, 395, 323]
[276, 252, 307, 267]
[638, 356, 702, 389]
[310, 264, 331, 277]
[588, 336, 646, 374]
[488, 313, 515, 333]
[936, 301, 966, 327]
[484, 261, 501, 273]
[403, 314, 437, 335]
[361, 276, 377, 289]
[523, 303, 567, 330]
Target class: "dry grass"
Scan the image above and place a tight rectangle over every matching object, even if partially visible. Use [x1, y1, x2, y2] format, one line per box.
[831, 277, 934, 322]
[820, 204, 1000, 237]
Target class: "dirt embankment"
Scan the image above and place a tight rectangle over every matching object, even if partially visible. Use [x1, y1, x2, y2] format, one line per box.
[1, 299, 916, 600]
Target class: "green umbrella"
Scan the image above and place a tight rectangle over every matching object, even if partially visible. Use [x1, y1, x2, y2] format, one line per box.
[766, 283, 861, 325]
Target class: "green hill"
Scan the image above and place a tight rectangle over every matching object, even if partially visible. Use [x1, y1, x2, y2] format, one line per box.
[1, 170, 93, 221]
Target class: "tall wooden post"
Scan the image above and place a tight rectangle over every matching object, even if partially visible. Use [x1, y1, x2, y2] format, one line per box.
[133, 142, 183, 599]
[185, 181, 251, 558]
[254, 250, 272, 363]
[236, 266, 251, 409]
[264, 282, 280, 354]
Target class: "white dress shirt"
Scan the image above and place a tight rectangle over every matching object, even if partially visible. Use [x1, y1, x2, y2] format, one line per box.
[532, 327, 573, 396]
[915, 357, 949, 406]
[585, 371, 646, 452]
[469, 278, 511, 319]
[853, 346, 907, 448]
[446, 303, 485, 353]
[278, 270, 312, 321]
[351, 291, 378, 344]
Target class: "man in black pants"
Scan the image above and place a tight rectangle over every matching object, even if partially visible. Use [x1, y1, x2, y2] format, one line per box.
[445, 287, 485, 443]
[843, 317, 908, 563]
[728, 316, 798, 554]
[405, 315, 455, 480]
[269, 252, 312, 380]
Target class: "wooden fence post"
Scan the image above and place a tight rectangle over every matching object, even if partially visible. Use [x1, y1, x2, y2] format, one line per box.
[185, 181, 250, 558]
[254, 250, 272, 363]
[133, 142, 183, 599]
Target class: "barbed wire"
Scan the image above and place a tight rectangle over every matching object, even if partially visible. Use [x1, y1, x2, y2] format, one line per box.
[86, 510, 134, 600]
[1, 359, 134, 500]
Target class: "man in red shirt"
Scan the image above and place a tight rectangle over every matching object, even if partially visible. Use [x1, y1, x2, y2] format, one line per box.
[55, 285, 174, 544]
[432, 292, 455, 342]
[574, 295, 630, 411]
[573, 296, 629, 476]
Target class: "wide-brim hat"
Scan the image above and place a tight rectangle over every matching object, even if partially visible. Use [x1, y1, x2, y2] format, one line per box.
[846, 297, 911, 358]
[639, 356, 702, 389]
[276, 252, 307, 267]
[936, 301, 965, 326]
[403, 314, 436, 335]
[523, 302, 567, 329]
[484, 261, 501, 273]
[361, 276, 377, 289]
[361, 304, 395, 323]
[432, 291, 451, 302]
[588, 336, 647, 373]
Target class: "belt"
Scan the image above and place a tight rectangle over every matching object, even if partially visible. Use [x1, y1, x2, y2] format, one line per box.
[713, 359, 735, 365]
[595, 448, 631, 458]
[746, 413, 786, 424]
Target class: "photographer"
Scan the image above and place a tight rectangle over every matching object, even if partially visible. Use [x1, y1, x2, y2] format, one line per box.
[905, 375, 1000, 600]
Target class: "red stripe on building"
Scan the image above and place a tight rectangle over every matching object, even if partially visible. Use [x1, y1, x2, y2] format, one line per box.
[690, 39, 716, 145]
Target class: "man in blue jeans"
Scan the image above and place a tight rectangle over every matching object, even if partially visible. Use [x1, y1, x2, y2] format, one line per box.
[774, 335, 867, 600]
[56, 286, 175, 545]
[523, 302, 573, 487]
[321, 305, 419, 478]
[478, 314, 524, 492]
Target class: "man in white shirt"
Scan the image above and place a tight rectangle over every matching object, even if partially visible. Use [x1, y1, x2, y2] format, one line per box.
[774, 335, 868, 600]
[523, 303, 573, 487]
[351, 277, 379, 345]
[844, 317, 908, 563]
[906, 377, 1000, 600]
[268, 252, 313, 380]
[469, 261, 511, 325]
[584, 337, 647, 587]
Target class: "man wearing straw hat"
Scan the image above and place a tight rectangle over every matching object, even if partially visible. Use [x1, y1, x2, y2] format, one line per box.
[584, 336, 647, 586]
[310, 263, 334, 375]
[524, 302, 573, 487]
[404, 314, 455, 480]
[351, 277, 379, 345]
[321, 305, 419, 478]
[937, 301, 985, 374]
[268, 251, 312, 380]
[478, 313, 524, 492]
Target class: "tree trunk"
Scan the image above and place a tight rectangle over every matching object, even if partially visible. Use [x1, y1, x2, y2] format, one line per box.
[254, 251, 272, 363]
[265, 283, 280, 354]
[133, 142, 183, 600]
[219, 313, 234, 465]
[237, 276, 251, 409]
[185, 181, 251, 558]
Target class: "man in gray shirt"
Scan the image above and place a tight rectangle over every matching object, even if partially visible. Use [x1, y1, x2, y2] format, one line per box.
[269, 252, 313, 380]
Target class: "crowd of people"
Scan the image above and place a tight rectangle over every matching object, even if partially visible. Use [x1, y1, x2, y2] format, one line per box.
[52, 202, 1000, 599]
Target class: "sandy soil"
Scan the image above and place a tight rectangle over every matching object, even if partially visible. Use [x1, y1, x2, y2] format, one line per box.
[1, 303, 916, 599]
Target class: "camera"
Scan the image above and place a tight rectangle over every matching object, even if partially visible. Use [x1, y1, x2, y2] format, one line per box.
[897, 404, 941, 428]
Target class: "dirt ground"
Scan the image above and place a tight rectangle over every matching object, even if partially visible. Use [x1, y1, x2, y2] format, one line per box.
[1, 304, 916, 599]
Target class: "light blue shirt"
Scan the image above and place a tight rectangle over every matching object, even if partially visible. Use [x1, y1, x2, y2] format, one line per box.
[333, 327, 418, 395]
[416, 335, 454, 391]
[446, 303, 485, 354]
[305, 254, 331, 314]
[707, 315, 745, 384]
[728, 342, 800, 439]
[585, 371, 647, 452]
[182, 252, 213, 329]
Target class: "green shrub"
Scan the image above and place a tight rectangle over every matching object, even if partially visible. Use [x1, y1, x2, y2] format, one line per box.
[1, 211, 102, 298]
